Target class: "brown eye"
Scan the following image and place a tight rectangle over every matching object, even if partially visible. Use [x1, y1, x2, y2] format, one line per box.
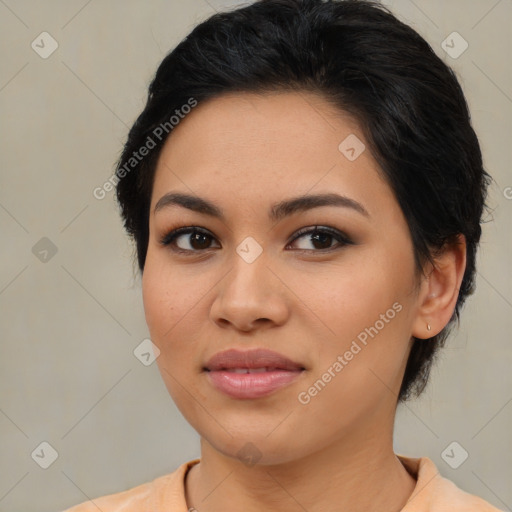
[187, 231, 213, 250]
[310, 231, 334, 250]
[288, 226, 353, 252]
[160, 227, 220, 252]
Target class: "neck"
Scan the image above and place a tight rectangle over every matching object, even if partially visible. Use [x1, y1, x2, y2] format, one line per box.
[185, 421, 416, 512]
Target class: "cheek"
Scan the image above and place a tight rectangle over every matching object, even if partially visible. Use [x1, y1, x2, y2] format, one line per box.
[142, 268, 172, 341]
[142, 260, 205, 409]
[295, 299, 411, 441]
[142, 253, 199, 338]
[300, 256, 410, 342]
[297, 243, 417, 391]
[141, 258, 203, 378]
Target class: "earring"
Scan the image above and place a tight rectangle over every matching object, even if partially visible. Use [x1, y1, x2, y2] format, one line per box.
[427, 323, 431, 331]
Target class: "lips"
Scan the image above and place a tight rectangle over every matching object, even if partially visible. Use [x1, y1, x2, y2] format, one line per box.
[204, 348, 305, 399]
[204, 348, 305, 372]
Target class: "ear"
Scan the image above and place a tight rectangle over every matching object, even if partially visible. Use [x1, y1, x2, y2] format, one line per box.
[412, 235, 467, 340]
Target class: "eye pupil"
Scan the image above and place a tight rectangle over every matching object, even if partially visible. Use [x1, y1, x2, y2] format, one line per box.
[191, 232, 211, 249]
[312, 232, 332, 249]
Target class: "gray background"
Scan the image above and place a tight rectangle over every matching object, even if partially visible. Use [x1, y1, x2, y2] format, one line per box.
[0, 0, 510, 510]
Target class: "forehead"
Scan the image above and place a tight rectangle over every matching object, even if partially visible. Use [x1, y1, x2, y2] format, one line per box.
[150, 91, 394, 220]
[157, 90, 362, 161]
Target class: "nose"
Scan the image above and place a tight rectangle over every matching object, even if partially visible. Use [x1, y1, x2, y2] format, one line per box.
[209, 251, 289, 333]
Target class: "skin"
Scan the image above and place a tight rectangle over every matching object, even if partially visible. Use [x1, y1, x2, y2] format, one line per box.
[142, 91, 466, 512]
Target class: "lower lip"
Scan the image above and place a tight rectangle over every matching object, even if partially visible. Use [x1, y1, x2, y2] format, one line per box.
[206, 369, 304, 399]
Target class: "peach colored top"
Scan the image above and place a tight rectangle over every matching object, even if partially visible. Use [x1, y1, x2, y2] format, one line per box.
[63, 455, 503, 511]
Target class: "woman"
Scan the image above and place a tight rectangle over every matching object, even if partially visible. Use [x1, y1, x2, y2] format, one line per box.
[65, 0, 501, 510]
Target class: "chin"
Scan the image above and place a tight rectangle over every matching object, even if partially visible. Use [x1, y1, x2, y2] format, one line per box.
[195, 422, 313, 467]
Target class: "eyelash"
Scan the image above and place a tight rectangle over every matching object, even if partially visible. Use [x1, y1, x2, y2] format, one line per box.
[158, 225, 354, 255]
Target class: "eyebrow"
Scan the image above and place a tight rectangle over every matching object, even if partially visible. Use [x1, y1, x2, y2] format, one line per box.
[153, 191, 369, 222]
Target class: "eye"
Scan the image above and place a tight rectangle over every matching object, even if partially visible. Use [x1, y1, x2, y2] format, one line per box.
[159, 225, 353, 255]
[159, 227, 220, 253]
[287, 226, 353, 252]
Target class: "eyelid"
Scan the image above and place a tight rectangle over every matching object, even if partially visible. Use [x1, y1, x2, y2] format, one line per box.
[158, 226, 219, 248]
[287, 225, 353, 248]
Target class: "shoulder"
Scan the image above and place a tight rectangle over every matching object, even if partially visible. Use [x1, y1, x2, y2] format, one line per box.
[62, 459, 200, 512]
[398, 455, 504, 511]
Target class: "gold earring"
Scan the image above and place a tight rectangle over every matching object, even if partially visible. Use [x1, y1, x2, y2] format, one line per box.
[427, 323, 431, 331]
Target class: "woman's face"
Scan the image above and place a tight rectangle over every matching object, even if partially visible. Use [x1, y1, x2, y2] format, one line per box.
[142, 91, 424, 464]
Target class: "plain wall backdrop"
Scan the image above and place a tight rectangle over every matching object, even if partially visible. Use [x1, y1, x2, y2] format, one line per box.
[0, 1, 511, 510]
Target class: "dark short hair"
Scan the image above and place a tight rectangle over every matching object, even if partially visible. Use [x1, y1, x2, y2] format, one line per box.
[115, 0, 491, 401]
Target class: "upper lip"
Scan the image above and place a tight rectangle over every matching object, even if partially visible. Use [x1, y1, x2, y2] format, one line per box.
[204, 348, 305, 371]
